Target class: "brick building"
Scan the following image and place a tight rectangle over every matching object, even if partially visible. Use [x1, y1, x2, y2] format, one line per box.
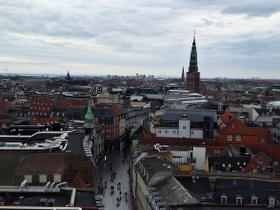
[218, 112, 271, 146]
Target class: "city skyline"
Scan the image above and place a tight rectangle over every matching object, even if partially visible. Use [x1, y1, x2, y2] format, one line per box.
[0, 0, 279, 78]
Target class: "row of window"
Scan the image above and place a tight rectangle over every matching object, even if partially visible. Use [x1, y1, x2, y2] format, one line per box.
[24, 174, 61, 183]
[227, 135, 241, 142]
[28, 112, 49, 116]
[221, 195, 275, 206]
[28, 112, 65, 117]
[226, 135, 266, 144]
[31, 102, 53, 106]
[30, 106, 51, 110]
[157, 129, 179, 135]
[157, 129, 195, 135]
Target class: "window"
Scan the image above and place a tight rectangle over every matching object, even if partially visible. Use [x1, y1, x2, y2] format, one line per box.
[39, 174, 47, 183]
[260, 138, 265, 144]
[214, 150, 221, 155]
[24, 175, 32, 183]
[251, 196, 258, 205]
[221, 195, 227, 204]
[236, 196, 243, 205]
[227, 135, 232, 141]
[157, 130, 161, 134]
[53, 174, 61, 182]
[165, 130, 169, 134]
[183, 126, 186, 129]
[269, 197, 275, 207]
[172, 130, 177, 134]
[235, 135, 241, 142]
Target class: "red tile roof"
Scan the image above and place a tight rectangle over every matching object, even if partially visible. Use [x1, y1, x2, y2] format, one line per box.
[111, 104, 124, 116]
[29, 98, 54, 113]
[33, 117, 58, 125]
[72, 173, 89, 189]
[218, 111, 271, 143]
[219, 111, 244, 127]
[244, 152, 272, 173]
[56, 98, 88, 108]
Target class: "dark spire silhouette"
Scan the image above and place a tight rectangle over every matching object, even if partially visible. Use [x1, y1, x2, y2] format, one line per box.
[181, 66, 185, 81]
[188, 32, 198, 72]
[66, 71, 71, 81]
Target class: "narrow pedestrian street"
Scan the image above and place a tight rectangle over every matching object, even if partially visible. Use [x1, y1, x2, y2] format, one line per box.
[95, 149, 133, 210]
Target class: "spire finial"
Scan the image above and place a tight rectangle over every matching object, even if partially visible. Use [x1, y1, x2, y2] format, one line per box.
[193, 29, 196, 42]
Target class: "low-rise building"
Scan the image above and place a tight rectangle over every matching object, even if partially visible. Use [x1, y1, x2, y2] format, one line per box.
[218, 111, 271, 145]
[0, 184, 99, 209]
[154, 109, 217, 139]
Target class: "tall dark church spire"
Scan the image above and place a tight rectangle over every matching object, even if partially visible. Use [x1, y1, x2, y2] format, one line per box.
[186, 31, 200, 92]
[181, 66, 185, 81]
[188, 33, 198, 72]
[66, 70, 71, 81]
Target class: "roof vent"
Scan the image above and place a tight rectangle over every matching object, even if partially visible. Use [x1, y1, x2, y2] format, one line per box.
[182, 114, 188, 118]
[55, 182, 67, 190]
[20, 180, 28, 190]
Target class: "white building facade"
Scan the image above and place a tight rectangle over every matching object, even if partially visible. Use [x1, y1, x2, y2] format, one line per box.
[155, 117, 204, 139]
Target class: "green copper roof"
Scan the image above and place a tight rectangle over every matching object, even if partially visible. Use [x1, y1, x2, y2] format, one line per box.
[188, 38, 198, 72]
[84, 100, 94, 128]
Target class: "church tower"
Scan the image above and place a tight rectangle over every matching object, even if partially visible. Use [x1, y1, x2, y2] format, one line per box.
[181, 66, 185, 82]
[186, 35, 200, 92]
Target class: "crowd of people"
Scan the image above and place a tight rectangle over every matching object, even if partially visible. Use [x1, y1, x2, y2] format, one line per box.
[96, 152, 132, 209]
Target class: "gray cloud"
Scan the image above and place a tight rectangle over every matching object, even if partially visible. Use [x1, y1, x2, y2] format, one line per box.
[0, 0, 279, 78]
[222, 2, 280, 17]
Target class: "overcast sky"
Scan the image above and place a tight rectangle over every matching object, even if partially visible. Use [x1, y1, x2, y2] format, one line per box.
[0, 0, 279, 78]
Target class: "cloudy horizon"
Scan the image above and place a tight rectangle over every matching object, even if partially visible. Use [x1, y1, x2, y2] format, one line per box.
[0, 0, 279, 79]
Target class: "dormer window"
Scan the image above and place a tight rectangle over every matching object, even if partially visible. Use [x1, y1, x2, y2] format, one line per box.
[236, 195, 243, 205]
[227, 135, 232, 141]
[221, 194, 227, 204]
[251, 195, 258, 205]
[268, 196, 275, 207]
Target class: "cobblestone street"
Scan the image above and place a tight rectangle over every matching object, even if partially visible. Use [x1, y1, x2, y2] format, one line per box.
[95, 149, 133, 210]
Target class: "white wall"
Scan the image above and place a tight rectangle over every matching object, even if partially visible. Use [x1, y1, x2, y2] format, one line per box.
[190, 129, 203, 139]
[155, 127, 204, 139]
[155, 128, 179, 138]
[179, 118, 190, 138]
[193, 147, 206, 171]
